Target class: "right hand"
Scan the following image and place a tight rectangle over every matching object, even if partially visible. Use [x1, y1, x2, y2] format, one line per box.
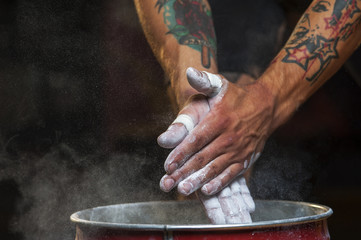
[158, 67, 274, 196]
[158, 67, 265, 224]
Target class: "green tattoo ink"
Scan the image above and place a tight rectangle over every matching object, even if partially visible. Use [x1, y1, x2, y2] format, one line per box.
[157, 0, 216, 68]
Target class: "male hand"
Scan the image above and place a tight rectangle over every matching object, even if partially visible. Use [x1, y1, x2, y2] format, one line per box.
[158, 67, 274, 196]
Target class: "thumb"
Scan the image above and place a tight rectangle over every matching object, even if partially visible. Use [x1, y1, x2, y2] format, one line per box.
[186, 67, 223, 97]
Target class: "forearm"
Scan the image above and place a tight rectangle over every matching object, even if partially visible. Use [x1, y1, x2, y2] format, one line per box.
[134, 0, 218, 107]
[259, 0, 361, 130]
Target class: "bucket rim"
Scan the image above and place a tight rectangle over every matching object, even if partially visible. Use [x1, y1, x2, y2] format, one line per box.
[70, 199, 333, 231]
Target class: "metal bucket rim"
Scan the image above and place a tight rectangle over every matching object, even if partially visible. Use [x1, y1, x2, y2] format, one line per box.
[70, 199, 333, 231]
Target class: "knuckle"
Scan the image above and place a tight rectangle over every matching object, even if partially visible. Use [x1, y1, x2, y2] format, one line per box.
[220, 133, 238, 149]
[194, 154, 207, 169]
[216, 114, 231, 130]
[206, 163, 220, 178]
[232, 162, 244, 172]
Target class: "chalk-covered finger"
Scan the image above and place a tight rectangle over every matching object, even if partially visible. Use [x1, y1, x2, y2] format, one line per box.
[238, 177, 255, 212]
[158, 94, 210, 149]
[229, 179, 253, 223]
[200, 150, 261, 196]
[157, 122, 188, 149]
[177, 161, 217, 196]
[217, 187, 244, 224]
[176, 148, 236, 195]
[198, 181, 254, 224]
[172, 114, 194, 132]
[198, 193, 226, 224]
[201, 162, 245, 195]
[161, 135, 230, 193]
[157, 114, 194, 149]
[163, 109, 226, 174]
[187, 67, 223, 97]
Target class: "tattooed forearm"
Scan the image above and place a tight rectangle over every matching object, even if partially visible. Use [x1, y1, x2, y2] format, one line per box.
[155, 0, 216, 68]
[282, 0, 361, 83]
[312, 1, 331, 12]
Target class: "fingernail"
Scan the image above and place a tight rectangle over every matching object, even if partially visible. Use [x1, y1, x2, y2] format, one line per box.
[160, 176, 174, 192]
[164, 178, 175, 190]
[158, 131, 183, 149]
[202, 184, 215, 195]
[178, 182, 193, 195]
[187, 67, 202, 77]
[157, 133, 168, 145]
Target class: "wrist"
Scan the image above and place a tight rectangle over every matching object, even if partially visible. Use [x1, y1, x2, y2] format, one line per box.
[168, 67, 197, 109]
[168, 62, 218, 109]
[256, 56, 308, 132]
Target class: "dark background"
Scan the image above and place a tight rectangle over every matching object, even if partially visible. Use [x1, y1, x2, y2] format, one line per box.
[0, 0, 360, 239]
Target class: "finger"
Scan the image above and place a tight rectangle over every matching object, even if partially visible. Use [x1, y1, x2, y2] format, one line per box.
[249, 151, 261, 167]
[197, 192, 226, 224]
[217, 187, 244, 224]
[163, 111, 225, 174]
[229, 179, 253, 223]
[165, 135, 232, 194]
[158, 68, 225, 149]
[160, 151, 217, 193]
[159, 175, 172, 192]
[237, 177, 255, 212]
[242, 152, 259, 171]
[177, 162, 215, 196]
[157, 115, 192, 149]
[201, 162, 245, 195]
[176, 152, 231, 195]
[187, 67, 224, 97]
[158, 94, 209, 150]
[157, 124, 187, 149]
[230, 194, 252, 223]
[198, 182, 254, 224]
[200, 149, 260, 195]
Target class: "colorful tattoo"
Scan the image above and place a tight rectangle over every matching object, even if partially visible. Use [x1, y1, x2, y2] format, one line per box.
[155, 0, 216, 68]
[312, 1, 331, 12]
[282, 0, 361, 83]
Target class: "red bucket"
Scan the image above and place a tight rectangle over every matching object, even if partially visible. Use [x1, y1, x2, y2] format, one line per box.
[70, 200, 332, 240]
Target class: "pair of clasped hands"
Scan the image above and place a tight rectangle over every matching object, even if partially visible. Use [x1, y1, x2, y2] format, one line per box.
[157, 67, 275, 224]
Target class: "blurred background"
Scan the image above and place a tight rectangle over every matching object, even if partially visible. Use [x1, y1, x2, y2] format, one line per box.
[0, 0, 360, 239]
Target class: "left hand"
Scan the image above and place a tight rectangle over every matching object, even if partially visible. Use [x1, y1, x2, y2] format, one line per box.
[198, 176, 255, 224]
[159, 67, 275, 196]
